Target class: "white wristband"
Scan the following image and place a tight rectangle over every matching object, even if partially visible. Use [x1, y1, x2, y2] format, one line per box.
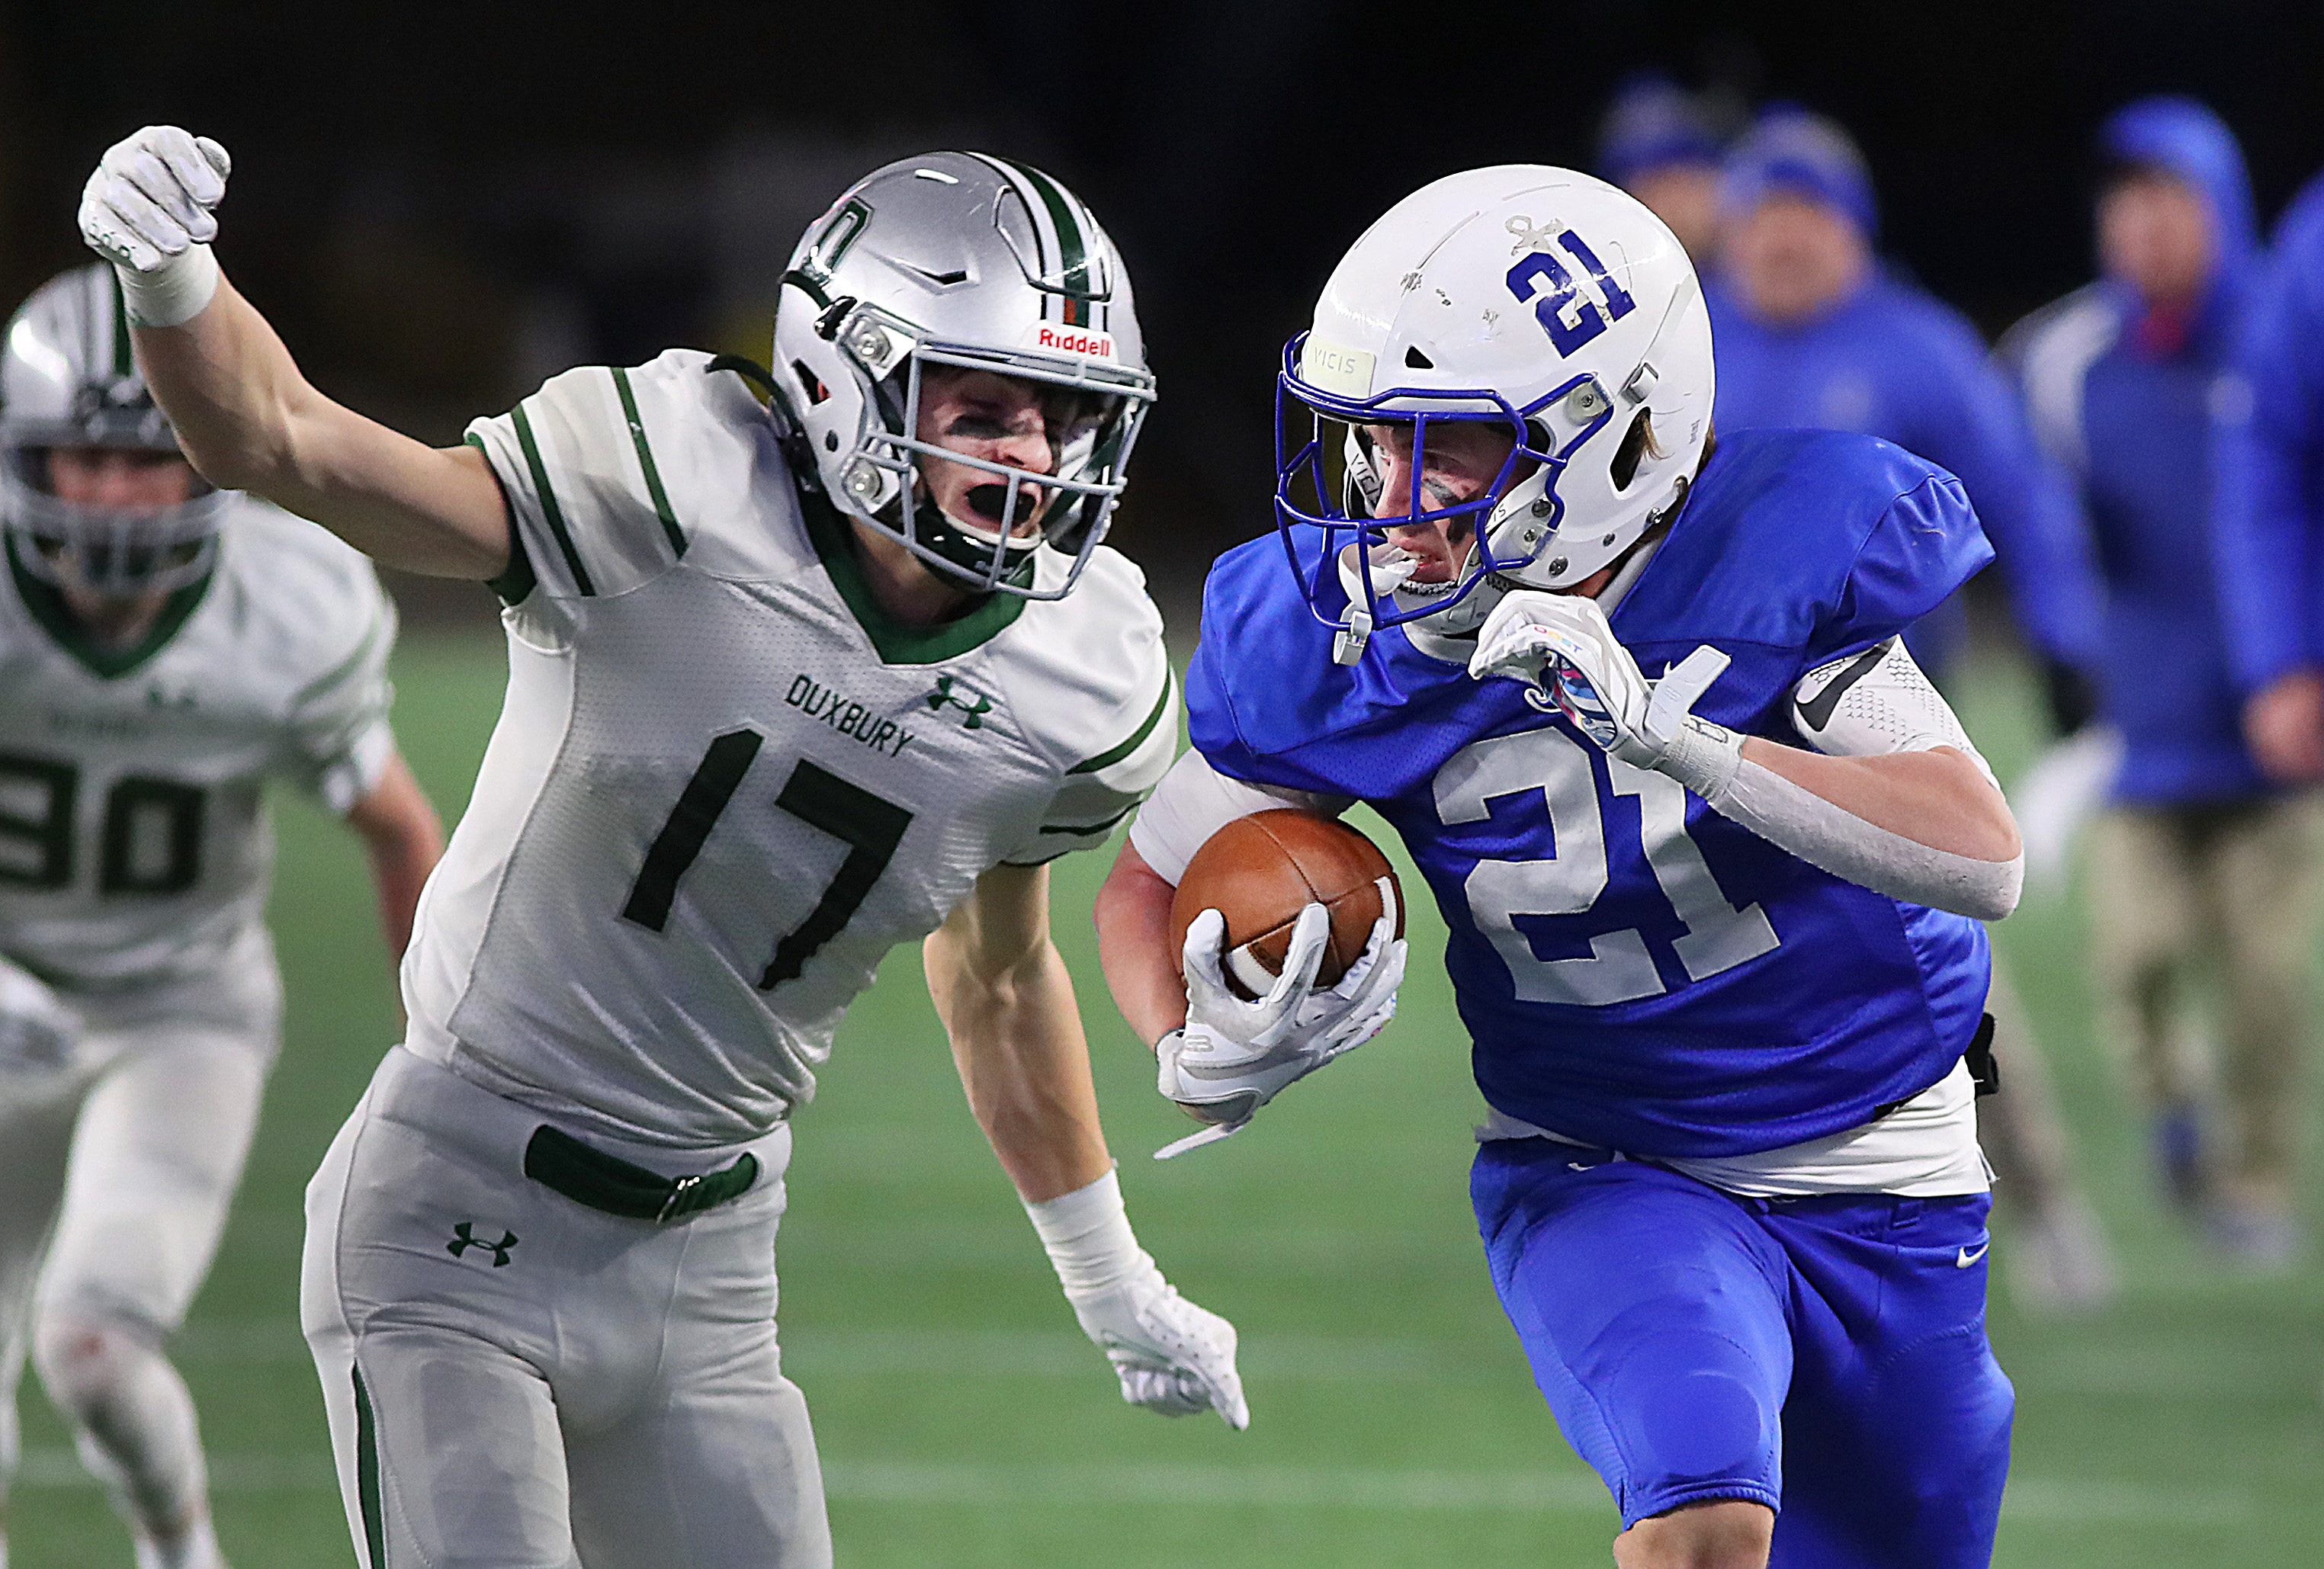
[113, 244, 220, 329]
[1022, 1166, 1146, 1298]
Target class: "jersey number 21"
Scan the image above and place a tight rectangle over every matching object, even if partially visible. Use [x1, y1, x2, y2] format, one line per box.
[1436, 727, 1778, 1006]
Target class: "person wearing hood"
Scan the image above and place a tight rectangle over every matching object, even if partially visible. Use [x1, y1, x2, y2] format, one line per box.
[2107, 98, 2324, 1266]
[1595, 71, 1727, 265]
[1712, 104, 2119, 1313]
[1710, 105, 2106, 703]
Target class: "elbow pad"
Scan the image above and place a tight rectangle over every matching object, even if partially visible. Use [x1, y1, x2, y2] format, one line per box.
[1791, 639, 1999, 788]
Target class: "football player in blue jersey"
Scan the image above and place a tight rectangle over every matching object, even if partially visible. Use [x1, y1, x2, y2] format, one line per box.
[1096, 168, 2023, 1568]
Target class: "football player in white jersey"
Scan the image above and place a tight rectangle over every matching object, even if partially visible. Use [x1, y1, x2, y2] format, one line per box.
[0, 264, 444, 1569]
[79, 127, 1247, 1568]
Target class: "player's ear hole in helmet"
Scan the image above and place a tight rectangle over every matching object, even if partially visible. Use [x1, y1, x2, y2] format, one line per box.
[2, 265, 229, 598]
[768, 152, 1156, 602]
[1610, 409, 1664, 492]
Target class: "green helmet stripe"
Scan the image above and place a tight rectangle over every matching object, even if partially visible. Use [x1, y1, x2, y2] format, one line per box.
[993, 157, 1092, 302]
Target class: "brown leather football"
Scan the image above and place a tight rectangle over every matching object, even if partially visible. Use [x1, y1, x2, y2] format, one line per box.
[1168, 810, 1404, 1000]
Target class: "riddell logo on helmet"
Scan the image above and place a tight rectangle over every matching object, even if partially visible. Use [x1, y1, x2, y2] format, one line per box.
[1029, 323, 1115, 358]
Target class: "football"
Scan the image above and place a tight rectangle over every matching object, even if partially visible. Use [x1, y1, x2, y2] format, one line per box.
[1168, 810, 1404, 1000]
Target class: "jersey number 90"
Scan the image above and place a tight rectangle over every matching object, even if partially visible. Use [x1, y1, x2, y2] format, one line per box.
[0, 751, 204, 896]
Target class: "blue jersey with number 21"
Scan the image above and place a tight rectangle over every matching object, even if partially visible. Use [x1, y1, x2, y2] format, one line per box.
[1186, 428, 1997, 1159]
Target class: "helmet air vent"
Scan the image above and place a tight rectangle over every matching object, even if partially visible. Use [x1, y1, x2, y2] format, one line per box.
[1404, 346, 1435, 369]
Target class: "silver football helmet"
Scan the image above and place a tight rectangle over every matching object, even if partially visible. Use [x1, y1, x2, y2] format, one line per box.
[770, 152, 1155, 598]
[1, 263, 226, 595]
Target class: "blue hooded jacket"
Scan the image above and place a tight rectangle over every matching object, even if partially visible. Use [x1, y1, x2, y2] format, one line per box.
[2214, 136, 2324, 701]
[2005, 95, 2271, 804]
[1709, 107, 2105, 684]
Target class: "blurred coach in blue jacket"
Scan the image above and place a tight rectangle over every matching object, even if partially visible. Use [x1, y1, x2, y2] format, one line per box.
[1595, 70, 1727, 267]
[1711, 105, 2118, 1311]
[2184, 98, 2324, 1264]
[2009, 97, 2316, 1267]
[1710, 106, 2107, 710]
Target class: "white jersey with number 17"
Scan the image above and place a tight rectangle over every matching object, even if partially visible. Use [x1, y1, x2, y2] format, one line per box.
[405, 348, 1174, 1148]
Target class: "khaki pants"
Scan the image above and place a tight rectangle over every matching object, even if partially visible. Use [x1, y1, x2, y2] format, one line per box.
[2088, 795, 2324, 1204]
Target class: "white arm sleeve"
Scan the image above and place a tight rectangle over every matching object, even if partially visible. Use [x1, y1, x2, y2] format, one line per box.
[1689, 639, 2021, 922]
[1127, 749, 1353, 884]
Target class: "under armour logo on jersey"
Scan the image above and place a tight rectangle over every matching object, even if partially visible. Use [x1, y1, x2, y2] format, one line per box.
[926, 675, 993, 729]
[447, 1223, 518, 1266]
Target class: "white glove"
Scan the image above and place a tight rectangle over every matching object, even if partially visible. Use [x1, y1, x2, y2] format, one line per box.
[1471, 590, 1744, 800]
[1024, 1170, 1249, 1429]
[1154, 903, 1404, 1153]
[79, 126, 232, 326]
[0, 963, 79, 1074]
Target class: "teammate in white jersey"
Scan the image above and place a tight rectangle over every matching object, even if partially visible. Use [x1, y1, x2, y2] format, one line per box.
[80, 127, 1247, 1568]
[0, 264, 443, 1569]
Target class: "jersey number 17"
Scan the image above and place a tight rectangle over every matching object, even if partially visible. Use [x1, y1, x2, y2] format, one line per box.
[618, 730, 910, 989]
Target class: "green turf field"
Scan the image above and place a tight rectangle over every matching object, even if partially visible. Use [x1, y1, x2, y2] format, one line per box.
[8, 632, 2321, 1567]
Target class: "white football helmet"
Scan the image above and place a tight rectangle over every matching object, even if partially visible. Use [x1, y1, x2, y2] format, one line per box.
[770, 152, 1154, 598]
[2, 264, 226, 595]
[1273, 166, 1713, 661]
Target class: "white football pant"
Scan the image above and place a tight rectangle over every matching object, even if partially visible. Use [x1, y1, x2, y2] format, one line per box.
[0, 945, 276, 1562]
[302, 1046, 829, 1569]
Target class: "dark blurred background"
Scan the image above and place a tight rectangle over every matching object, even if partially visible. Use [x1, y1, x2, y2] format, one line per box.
[8, 0, 2322, 615]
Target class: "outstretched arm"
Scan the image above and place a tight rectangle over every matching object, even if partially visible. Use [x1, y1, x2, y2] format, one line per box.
[927, 861, 1249, 1428]
[81, 127, 509, 579]
[925, 861, 1112, 1202]
[342, 752, 445, 962]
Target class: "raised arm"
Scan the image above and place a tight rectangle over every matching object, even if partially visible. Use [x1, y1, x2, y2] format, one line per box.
[79, 127, 509, 579]
[1475, 593, 2022, 921]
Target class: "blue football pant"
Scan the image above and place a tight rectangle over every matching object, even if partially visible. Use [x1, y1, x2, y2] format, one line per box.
[1473, 1141, 2013, 1567]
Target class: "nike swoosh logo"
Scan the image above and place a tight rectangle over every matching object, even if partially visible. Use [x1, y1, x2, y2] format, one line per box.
[1794, 640, 1892, 732]
[1956, 1243, 1990, 1267]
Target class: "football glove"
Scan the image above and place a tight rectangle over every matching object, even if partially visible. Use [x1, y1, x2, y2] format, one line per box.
[79, 126, 231, 326]
[1067, 1256, 1248, 1428]
[1024, 1169, 1249, 1429]
[1154, 903, 1404, 1157]
[1471, 590, 1743, 799]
